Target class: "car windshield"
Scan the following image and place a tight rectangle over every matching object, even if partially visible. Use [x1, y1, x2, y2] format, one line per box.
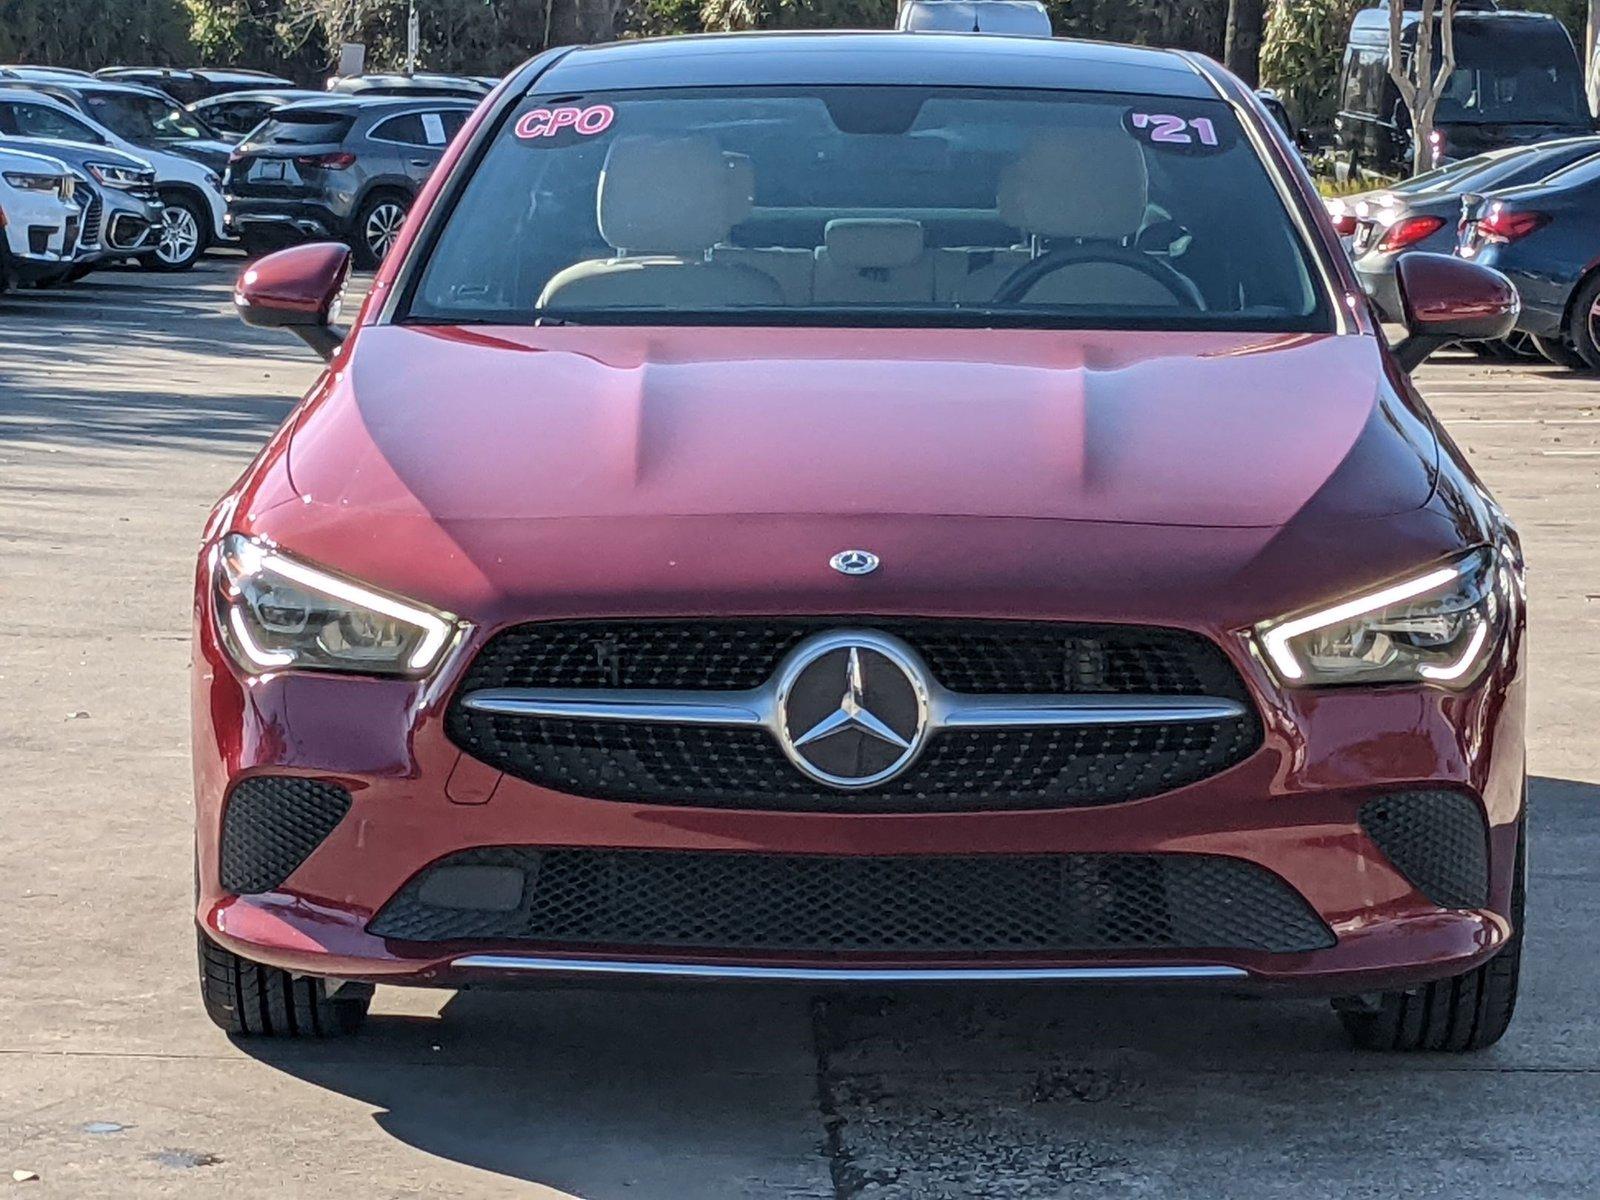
[407, 85, 1330, 331]
[82, 91, 210, 141]
[1432, 24, 1587, 125]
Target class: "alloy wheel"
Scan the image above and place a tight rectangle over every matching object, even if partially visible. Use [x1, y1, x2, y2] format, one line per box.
[156, 204, 200, 267]
[364, 202, 406, 263]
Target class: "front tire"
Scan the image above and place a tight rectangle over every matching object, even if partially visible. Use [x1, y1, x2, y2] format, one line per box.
[1336, 819, 1524, 1052]
[140, 195, 207, 272]
[197, 928, 370, 1037]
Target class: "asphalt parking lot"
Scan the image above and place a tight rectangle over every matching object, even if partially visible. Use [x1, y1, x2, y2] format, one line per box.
[2, 258, 1598, 1199]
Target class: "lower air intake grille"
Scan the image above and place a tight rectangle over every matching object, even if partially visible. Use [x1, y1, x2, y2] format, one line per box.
[80, 192, 103, 247]
[220, 777, 352, 894]
[369, 848, 1334, 955]
[1360, 790, 1490, 909]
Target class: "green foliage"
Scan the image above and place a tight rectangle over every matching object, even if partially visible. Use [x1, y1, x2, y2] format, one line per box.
[0, 0, 196, 68]
[1261, 0, 1360, 129]
[693, 0, 1230, 52]
[184, 0, 325, 81]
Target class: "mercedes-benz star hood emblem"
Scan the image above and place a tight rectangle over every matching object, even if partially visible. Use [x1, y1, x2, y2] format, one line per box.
[829, 549, 880, 576]
[775, 631, 929, 788]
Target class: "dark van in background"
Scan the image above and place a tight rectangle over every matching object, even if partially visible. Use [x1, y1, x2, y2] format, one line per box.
[1334, 0, 1591, 181]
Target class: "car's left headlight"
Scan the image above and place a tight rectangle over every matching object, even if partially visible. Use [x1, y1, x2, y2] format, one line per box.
[215, 533, 457, 676]
[1256, 547, 1507, 687]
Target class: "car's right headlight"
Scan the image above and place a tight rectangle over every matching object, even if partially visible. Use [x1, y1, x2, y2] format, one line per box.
[214, 533, 458, 677]
[1255, 547, 1508, 688]
[3, 170, 64, 192]
[86, 162, 149, 190]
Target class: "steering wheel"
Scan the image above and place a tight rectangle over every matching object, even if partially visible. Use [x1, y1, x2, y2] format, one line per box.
[992, 243, 1207, 309]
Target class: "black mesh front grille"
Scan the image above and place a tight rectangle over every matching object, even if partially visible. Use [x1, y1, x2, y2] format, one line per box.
[447, 619, 1260, 811]
[369, 847, 1334, 955]
[449, 714, 1260, 812]
[1360, 791, 1490, 909]
[220, 777, 352, 894]
[455, 618, 1247, 696]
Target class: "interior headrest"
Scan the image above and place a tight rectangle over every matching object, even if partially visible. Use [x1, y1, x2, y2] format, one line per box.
[722, 152, 755, 228]
[998, 130, 1149, 240]
[598, 136, 733, 254]
[822, 218, 925, 269]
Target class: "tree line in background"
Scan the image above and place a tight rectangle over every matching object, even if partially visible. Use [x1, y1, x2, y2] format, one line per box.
[0, 0, 1240, 79]
[0, 0, 1587, 117]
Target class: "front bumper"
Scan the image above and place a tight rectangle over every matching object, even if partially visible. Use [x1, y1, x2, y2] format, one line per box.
[193, 581, 1527, 998]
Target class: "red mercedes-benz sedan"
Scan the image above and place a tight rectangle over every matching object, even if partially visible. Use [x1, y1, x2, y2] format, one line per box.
[196, 32, 1528, 1051]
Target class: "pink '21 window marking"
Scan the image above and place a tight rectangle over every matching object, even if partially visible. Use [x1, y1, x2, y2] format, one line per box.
[1128, 113, 1219, 147]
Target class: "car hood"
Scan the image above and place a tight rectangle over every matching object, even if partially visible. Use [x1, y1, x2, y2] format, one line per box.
[0, 135, 148, 171]
[159, 138, 231, 172]
[283, 324, 1433, 531]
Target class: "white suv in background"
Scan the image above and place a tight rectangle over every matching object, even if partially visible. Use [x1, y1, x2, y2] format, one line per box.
[0, 146, 79, 289]
[0, 87, 225, 271]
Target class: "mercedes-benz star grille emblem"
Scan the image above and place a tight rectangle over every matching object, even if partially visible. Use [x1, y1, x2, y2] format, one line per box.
[829, 549, 880, 576]
[775, 632, 929, 788]
[460, 630, 1250, 794]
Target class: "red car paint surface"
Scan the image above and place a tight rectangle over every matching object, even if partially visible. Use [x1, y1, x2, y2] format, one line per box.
[196, 37, 1525, 999]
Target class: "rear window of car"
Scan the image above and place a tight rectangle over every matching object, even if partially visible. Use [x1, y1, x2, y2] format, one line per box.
[1532, 149, 1600, 189]
[249, 112, 356, 146]
[406, 85, 1331, 332]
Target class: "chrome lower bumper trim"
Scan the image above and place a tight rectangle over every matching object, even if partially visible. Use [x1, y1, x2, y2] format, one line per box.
[450, 957, 1249, 983]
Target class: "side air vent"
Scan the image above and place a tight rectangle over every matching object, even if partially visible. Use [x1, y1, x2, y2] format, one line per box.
[219, 777, 352, 894]
[1360, 790, 1490, 909]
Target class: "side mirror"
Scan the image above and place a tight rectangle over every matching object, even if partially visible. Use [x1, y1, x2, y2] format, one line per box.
[233, 242, 352, 360]
[1392, 252, 1519, 373]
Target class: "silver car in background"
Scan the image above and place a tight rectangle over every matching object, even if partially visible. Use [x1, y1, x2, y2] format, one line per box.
[1348, 138, 1600, 332]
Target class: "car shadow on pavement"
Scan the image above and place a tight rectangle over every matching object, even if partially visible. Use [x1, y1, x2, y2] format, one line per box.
[234, 775, 1600, 1199]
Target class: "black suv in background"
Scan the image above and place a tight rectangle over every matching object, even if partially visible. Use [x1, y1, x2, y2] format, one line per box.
[1334, 0, 1592, 180]
[223, 96, 474, 266]
[93, 68, 297, 105]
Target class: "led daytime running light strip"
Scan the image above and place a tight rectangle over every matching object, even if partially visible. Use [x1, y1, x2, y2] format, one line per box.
[1260, 563, 1462, 681]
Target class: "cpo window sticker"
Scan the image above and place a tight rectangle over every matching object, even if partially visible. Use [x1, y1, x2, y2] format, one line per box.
[514, 103, 616, 143]
[1121, 109, 1234, 155]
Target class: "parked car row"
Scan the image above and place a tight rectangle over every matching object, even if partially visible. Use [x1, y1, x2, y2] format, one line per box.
[1331, 134, 1600, 371]
[0, 63, 493, 291]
